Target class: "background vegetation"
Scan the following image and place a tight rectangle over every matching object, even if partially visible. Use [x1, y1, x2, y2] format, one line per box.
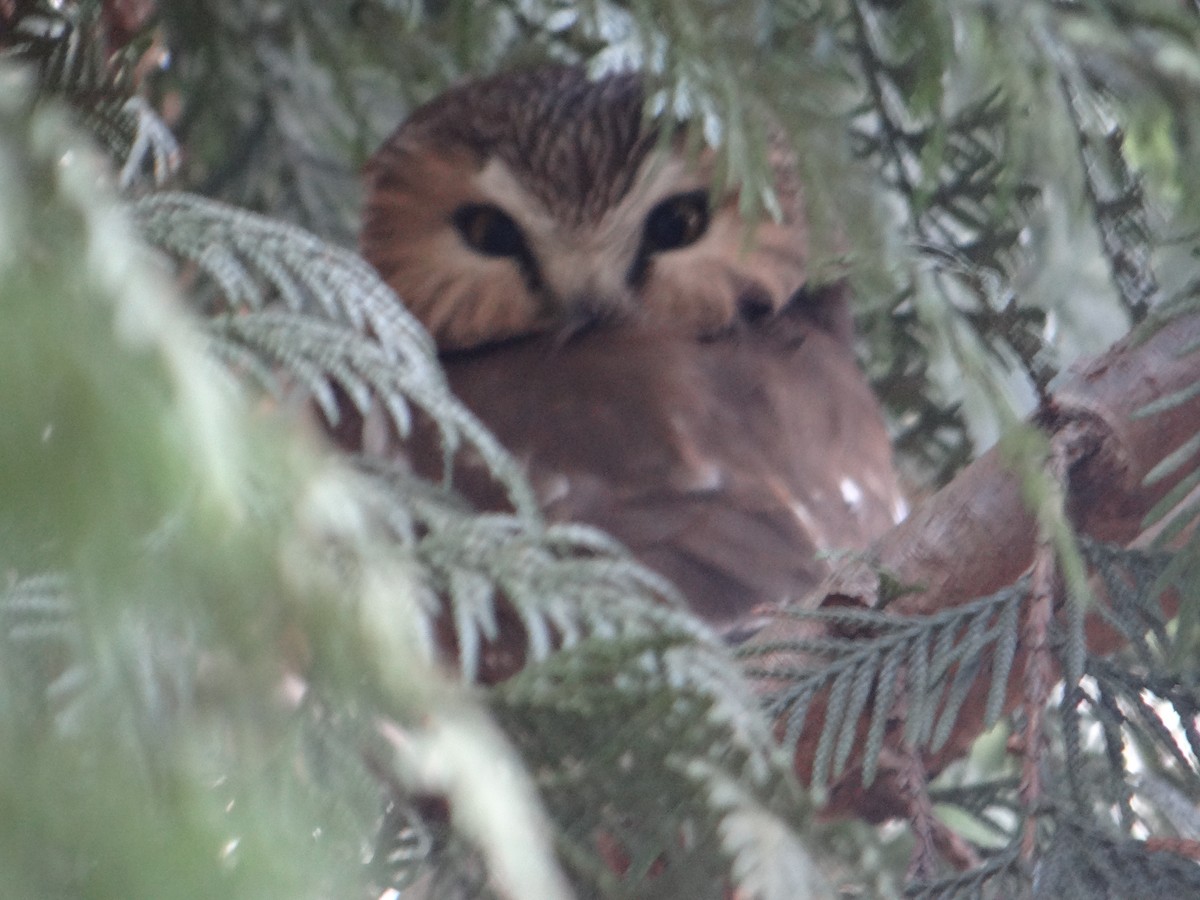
[2, 1, 1198, 897]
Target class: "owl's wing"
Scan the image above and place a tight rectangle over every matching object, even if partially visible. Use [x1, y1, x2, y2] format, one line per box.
[425, 299, 904, 634]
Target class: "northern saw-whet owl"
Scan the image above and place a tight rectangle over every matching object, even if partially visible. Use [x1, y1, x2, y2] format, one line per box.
[361, 66, 905, 636]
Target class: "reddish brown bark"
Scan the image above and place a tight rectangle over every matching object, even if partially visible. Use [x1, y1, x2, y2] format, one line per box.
[741, 312, 1200, 820]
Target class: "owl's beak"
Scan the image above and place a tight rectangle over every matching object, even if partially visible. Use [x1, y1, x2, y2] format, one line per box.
[552, 290, 628, 344]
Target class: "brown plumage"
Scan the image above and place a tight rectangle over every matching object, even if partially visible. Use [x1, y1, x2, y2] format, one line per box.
[361, 66, 904, 634]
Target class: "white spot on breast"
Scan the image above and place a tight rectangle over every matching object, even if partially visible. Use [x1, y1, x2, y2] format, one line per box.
[538, 472, 571, 506]
[892, 496, 910, 524]
[667, 414, 726, 493]
[839, 477, 863, 510]
[682, 460, 725, 492]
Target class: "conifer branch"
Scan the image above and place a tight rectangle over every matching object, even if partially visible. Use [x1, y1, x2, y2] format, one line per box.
[1, 0, 177, 187]
[742, 310, 1200, 820]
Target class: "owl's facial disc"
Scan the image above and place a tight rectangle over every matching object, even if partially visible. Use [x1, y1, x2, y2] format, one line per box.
[362, 67, 812, 351]
[459, 154, 725, 334]
[448, 186, 716, 333]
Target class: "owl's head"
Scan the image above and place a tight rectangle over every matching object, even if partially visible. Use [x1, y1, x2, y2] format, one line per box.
[362, 66, 810, 351]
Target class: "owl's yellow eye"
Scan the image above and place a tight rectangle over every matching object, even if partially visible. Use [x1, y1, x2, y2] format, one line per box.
[642, 190, 710, 254]
[453, 203, 530, 259]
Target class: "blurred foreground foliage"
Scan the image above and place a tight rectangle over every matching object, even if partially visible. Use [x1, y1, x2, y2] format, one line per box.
[1, 1, 1199, 897]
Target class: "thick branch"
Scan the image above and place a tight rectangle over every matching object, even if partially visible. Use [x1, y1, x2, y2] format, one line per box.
[741, 312, 1200, 820]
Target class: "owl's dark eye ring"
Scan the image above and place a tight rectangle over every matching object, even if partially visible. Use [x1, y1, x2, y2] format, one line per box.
[452, 203, 529, 259]
[642, 190, 711, 254]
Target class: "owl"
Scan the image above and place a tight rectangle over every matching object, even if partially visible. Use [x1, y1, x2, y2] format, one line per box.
[360, 66, 905, 636]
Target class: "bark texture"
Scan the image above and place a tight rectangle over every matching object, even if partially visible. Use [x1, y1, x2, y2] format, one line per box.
[740, 312, 1200, 819]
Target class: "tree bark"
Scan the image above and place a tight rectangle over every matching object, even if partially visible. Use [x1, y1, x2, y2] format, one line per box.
[740, 312, 1200, 820]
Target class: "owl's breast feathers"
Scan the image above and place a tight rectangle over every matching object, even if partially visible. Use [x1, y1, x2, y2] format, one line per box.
[412, 290, 904, 634]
